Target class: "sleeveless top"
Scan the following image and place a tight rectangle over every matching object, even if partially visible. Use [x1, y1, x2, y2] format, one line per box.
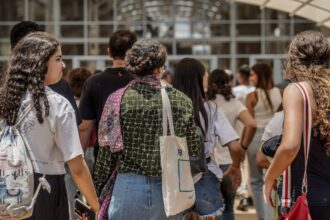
[253, 87, 282, 128]
[290, 132, 330, 206]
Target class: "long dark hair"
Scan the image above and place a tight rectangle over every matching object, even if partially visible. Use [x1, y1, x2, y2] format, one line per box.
[207, 69, 235, 101]
[172, 58, 208, 135]
[0, 32, 59, 125]
[251, 63, 275, 112]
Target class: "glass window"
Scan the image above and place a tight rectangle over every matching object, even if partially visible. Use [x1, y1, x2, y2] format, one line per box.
[62, 43, 84, 55]
[210, 42, 230, 55]
[0, 42, 11, 56]
[61, 25, 84, 38]
[265, 41, 290, 54]
[293, 18, 318, 34]
[236, 3, 260, 20]
[217, 58, 230, 70]
[116, 0, 143, 22]
[29, 0, 53, 21]
[89, 24, 114, 38]
[0, 0, 24, 21]
[237, 23, 261, 36]
[265, 22, 291, 37]
[0, 25, 12, 39]
[61, 0, 84, 21]
[210, 22, 230, 37]
[237, 42, 261, 54]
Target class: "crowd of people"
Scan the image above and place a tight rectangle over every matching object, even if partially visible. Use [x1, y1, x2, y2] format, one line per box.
[0, 21, 329, 220]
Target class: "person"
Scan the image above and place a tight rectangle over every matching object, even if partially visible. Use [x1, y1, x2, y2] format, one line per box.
[67, 67, 93, 220]
[264, 30, 330, 220]
[161, 69, 173, 84]
[10, 21, 82, 126]
[0, 32, 99, 220]
[172, 58, 242, 219]
[206, 69, 256, 220]
[78, 30, 137, 194]
[98, 39, 201, 220]
[232, 64, 255, 105]
[232, 64, 256, 211]
[245, 63, 282, 220]
[68, 67, 92, 106]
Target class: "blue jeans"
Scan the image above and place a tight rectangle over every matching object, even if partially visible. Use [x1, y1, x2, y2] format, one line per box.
[108, 172, 182, 220]
[247, 128, 267, 220]
[220, 165, 236, 220]
[192, 169, 224, 219]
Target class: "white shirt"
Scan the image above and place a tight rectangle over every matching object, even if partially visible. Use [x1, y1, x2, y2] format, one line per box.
[19, 88, 84, 174]
[261, 111, 284, 142]
[199, 101, 239, 180]
[253, 87, 282, 128]
[232, 85, 255, 105]
[212, 95, 247, 165]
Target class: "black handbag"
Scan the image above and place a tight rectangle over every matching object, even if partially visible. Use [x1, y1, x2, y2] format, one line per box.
[190, 126, 207, 175]
[261, 134, 282, 158]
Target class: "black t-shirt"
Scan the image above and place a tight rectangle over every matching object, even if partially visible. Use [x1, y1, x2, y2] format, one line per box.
[48, 78, 82, 125]
[79, 67, 134, 131]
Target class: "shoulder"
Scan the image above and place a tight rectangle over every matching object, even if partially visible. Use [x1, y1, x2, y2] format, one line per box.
[45, 87, 75, 113]
[246, 90, 257, 102]
[283, 83, 303, 101]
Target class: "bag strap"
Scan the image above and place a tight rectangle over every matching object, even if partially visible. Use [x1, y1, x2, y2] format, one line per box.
[161, 84, 175, 136]
[281, 82, 312, 210]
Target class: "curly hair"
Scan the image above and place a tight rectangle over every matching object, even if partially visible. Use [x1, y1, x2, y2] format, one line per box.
[0, 32, 59, 126]
[207, 69, 235, 101]
[283, 30, 330, 151]
[251, 63, 275, 112]
[68, 67, 92, 98]
[125, 39, 167, 77]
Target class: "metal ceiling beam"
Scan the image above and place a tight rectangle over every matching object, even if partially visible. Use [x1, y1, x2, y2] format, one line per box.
[260, 0, 271, 10]
[289, 0, 312, 17]
[318, 17, 330, 26]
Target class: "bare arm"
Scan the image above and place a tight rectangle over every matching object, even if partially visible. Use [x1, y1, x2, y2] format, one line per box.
[224, 140, 243, 190]
[78, 120, 95, 150]
[245, 92, 257, 116]
[264, 84, 304, 206]
[256, 149, 270, 169]
[238, 109, 257, 149]
[67, 155, 99, 213]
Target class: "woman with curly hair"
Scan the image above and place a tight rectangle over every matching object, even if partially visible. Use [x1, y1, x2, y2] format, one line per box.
[0, 32, 99, 220]
[264, 30, 330, 220]
[98, 39, 201, 219]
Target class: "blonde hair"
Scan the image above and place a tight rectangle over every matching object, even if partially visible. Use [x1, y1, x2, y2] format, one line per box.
[284, 30, 330, 153]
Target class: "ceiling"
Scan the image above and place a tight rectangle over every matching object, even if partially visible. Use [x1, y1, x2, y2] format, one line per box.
[116, 0, 330, 29]
[234, 0, 330, 28]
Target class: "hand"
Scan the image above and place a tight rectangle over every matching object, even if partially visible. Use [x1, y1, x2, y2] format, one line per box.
[223, 165, 241, 191]
[263, 177, 277, 208]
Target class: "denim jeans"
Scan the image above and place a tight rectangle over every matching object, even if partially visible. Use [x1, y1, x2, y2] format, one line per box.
[219, 164, 236, 220]
[247, 128, 267, 220]
[108, 172, 182, 220]
[192, 169, 224, 219]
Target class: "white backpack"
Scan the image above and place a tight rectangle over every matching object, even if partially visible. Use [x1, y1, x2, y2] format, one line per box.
[0, 106, 50, 219]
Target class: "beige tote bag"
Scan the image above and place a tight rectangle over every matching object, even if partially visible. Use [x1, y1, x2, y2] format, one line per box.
[159, 86, 195, 217]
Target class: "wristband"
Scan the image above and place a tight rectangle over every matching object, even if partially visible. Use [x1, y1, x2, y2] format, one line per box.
[241, 144, 248, 150]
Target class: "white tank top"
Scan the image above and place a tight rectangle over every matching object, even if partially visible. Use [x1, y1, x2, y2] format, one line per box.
[254, 87, 282, 128]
